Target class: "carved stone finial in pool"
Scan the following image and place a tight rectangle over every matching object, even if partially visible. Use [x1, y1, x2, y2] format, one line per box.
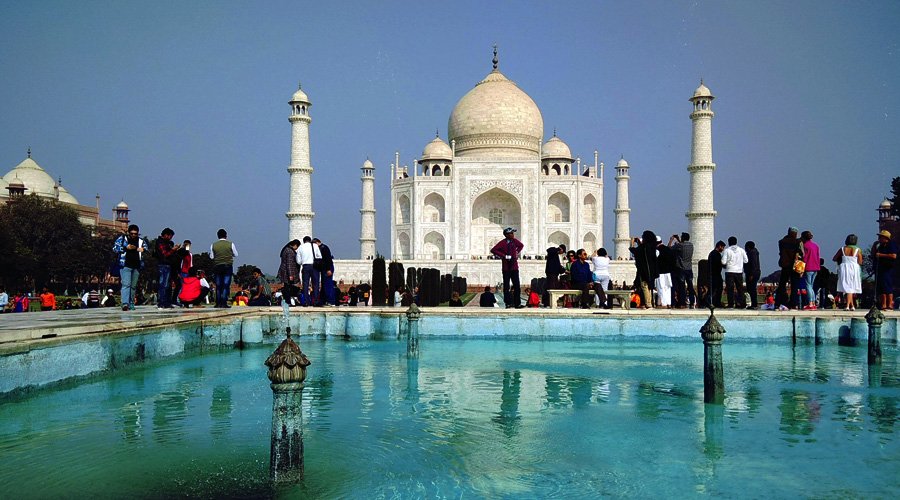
[265, 334, 311, 384]
[406, 303, 421, 321]
[700, 310, 726, 343]
[865, 306, 884, 327]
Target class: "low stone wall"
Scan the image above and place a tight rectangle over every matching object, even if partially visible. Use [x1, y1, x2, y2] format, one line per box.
[1, 309, 896, 398]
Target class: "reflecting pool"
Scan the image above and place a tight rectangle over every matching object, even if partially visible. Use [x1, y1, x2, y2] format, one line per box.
[1, 338, 898, 498]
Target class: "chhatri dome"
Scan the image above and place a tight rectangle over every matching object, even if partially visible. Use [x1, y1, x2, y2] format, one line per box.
[421, 134, 452, 161]
[541, 132, 573, 160]
[447, 48, 543, 159]
[692, 80, 713, 99]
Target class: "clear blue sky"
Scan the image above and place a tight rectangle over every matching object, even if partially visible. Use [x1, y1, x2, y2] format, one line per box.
[2, 0, 898, 274]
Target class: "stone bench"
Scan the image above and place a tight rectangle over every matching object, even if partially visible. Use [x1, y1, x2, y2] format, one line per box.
[547, 289, 633, 310]
[547, 289, 594, 309]
[604, 290, 632, 310]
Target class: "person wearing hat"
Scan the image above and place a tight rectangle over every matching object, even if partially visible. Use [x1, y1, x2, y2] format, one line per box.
[490, 227, 525, 308]
[872, 230, 897, 309]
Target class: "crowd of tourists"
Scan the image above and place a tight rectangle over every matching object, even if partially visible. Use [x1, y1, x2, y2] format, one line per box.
[487, 226, 897, 311]
[2, 223, 896, 313]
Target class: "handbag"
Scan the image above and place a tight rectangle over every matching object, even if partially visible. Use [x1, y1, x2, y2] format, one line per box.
[793, 259, 806, 276]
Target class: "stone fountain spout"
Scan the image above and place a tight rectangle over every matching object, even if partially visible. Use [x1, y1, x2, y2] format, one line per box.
[265, 327, 311, 483]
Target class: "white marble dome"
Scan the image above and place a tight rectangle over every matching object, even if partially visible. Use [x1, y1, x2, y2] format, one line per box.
[421, 136, 452, 160]
[116, 200, 129, 209]
[692, 81, 713, 99]
[2, 157, 81, 204]
[541, 135, 573, 160]
[290, 87, 309, 103]
[880, 198, 893, 209]
[57, 186, 78, 204]
[362, 159, 374, 169]
[448, 70, 543, 159]
[617, 157, 629, 168]
[2, 157, 82, 204]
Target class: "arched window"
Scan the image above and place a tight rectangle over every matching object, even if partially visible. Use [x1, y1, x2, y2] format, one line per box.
[548, 192, 570, 223]
[563, 165, 570, 175]
[432, 165, 442, 176]
[583, 194, 597, 223]
[398, 194, 410, 224]
[552, 164, 561, 175]
[489, 208, 504, 225]
[423, 193, 445, 223]
[542, 165, 549, 175]
[423, 231, 445, 259]
[583, 232, 597, 253]
[397, 233, 411, 259]
[548, 231, 570, 249]
[443, 165, 450, 176]
[301, 106, 306, 115]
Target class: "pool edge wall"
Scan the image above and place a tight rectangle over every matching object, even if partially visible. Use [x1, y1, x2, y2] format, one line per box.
[1, 311, 897, 398]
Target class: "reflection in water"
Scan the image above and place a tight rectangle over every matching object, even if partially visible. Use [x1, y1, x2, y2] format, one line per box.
[813, 345, 830, 384]
[405, 358, 420, 403]
[544, 375, 569, 408]
[778, 390, 822, 442]
[492, 370, 521, 438]
[636, 382, 695, 420]
[152, 383, 197, 444]
[2, 340, 900, 498]
[702, 403, 725, 460]
[209, 385, 232, 439]
[833, 392, 865, 433]
[867, 394, 899, 440]
[120, 401, 143, 442]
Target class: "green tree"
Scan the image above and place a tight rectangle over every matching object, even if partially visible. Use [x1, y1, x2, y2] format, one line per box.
[192, 252, 215, 279]
[0, 194, 95, 289]
[235, 264, 258, 287]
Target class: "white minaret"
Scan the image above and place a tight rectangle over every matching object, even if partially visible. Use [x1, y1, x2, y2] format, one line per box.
[613, 156, 632, 260]
[287, 83, 315, 240]
[686, 80, 717, 262]
[359, 158, 376, 259]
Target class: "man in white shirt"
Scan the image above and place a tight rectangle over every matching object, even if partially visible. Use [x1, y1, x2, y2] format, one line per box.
[295, 235, 322, 306]
[721, 236, 749, 308]
[0, 286, 9, 312]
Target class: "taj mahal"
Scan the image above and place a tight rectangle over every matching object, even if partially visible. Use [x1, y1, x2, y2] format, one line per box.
[285, 50, 719, 285]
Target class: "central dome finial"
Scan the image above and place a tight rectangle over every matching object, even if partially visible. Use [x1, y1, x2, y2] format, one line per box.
[492, 45, 498, 71]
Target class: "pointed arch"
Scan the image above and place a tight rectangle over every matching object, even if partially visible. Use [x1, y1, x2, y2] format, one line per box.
[548, 231, 570, 249]
[583, 232, 597, 253]
[471, 187, 521, 257]
[397, 194, 410, 224]
[423, 231, 445, 259]
[397, 232, 411, 259]
[423, 192, 445, 223]
[548, 192, 570, 223]
[583, 194, 597, 224]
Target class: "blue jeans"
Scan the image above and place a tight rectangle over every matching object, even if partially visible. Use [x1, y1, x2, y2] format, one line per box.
[320, 272, 336, 305]
[158, 265, 172, 307]
[301, 264, 319, 306]
[805, 271, 817, 305]
[120, 266, 140, 308]
[215, 264, 233, 306]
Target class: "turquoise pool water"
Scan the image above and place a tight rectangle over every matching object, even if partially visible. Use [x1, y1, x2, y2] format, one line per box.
[1, 337, 898, 498]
